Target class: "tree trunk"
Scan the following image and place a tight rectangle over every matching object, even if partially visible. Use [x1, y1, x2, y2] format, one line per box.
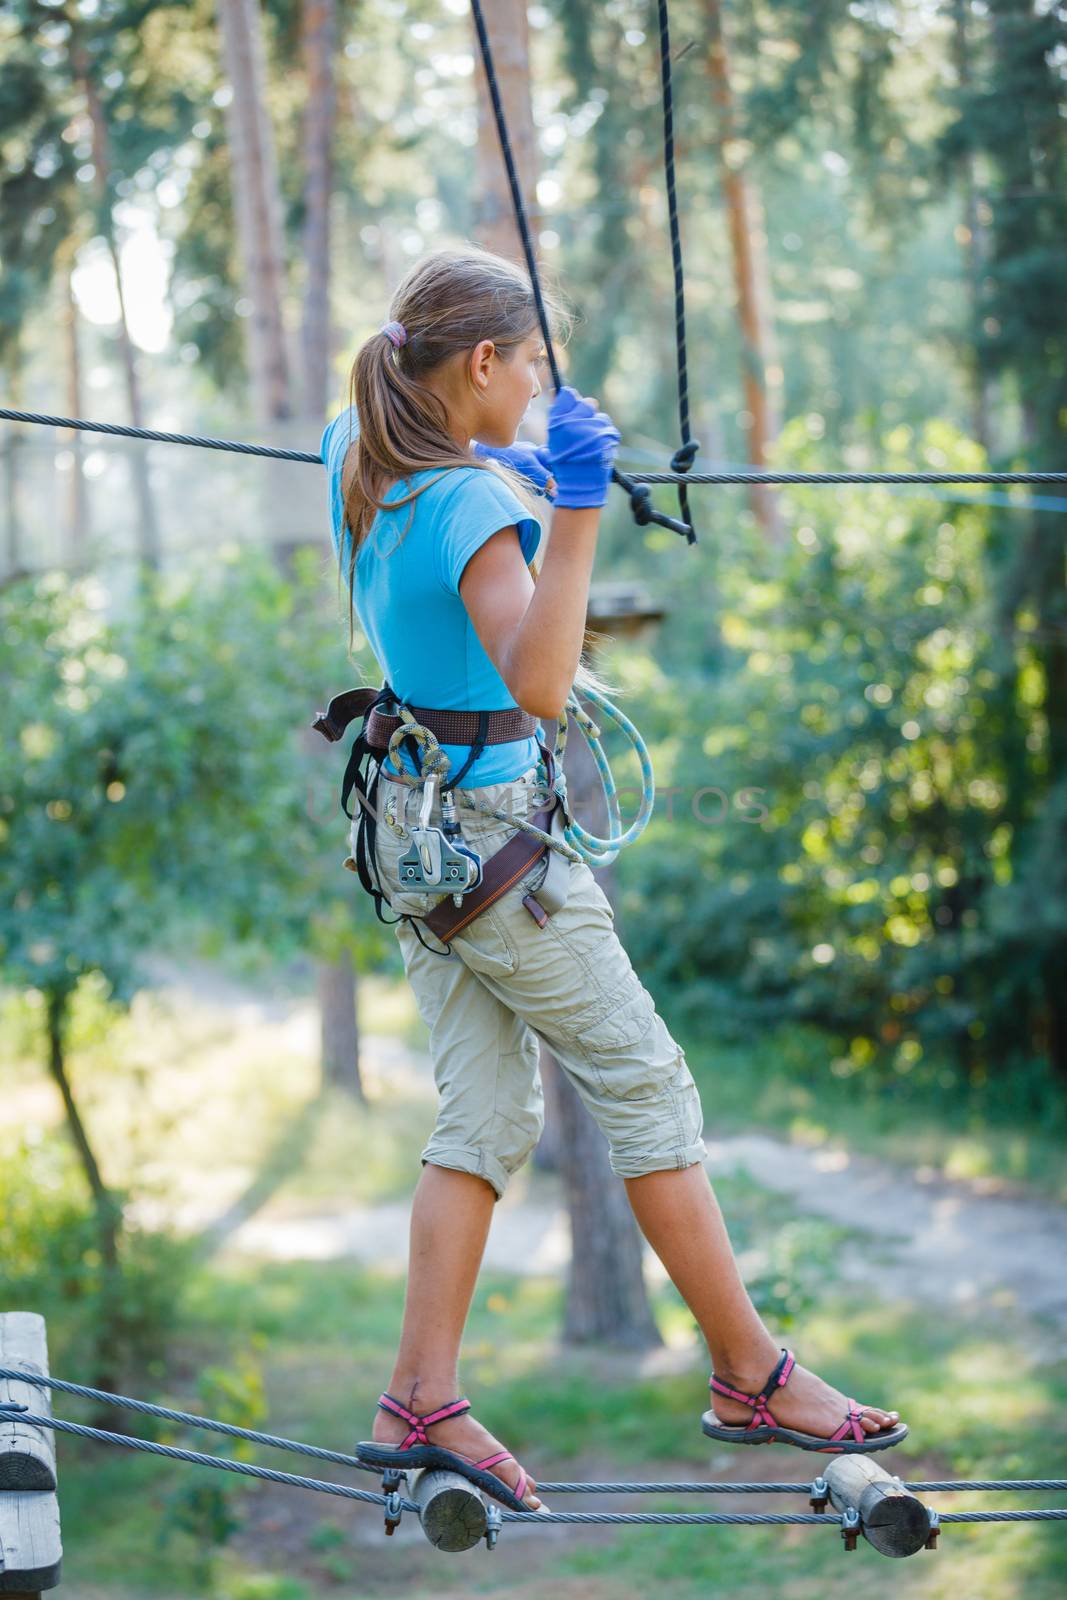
[72, 37, 161, 575]
[221, 0, 354, 1081]
[318, 955, 365, 1098]
[541, 714, 662, 1349]
[60, 244, 91, 572]
[44, 990, 127, 1430]
[703, 0, 782, 541]
[470, 0, 545, 262]
[216, 0, 293, 427]
[300, 0, 337, 421]
[950, 0, 997, 457]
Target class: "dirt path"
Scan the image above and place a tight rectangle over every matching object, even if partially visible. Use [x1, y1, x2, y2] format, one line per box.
[221, 1121, 1067, 1338]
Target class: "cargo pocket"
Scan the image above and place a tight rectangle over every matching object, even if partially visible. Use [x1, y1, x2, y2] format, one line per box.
[449, 904, 519, 977]
[571, 981, 668, 1101]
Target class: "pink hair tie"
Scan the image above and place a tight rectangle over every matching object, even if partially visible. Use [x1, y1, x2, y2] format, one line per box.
[380, 320, 407, 347]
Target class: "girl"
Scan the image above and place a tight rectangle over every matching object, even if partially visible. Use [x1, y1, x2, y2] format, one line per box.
[320, 245, 905, 1516]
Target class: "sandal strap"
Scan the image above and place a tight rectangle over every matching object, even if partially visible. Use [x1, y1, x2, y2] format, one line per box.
[709, 1348, 795, 1430]
[377, 1391, 471, 1450]
[828, 1400, 867, 1445]
[473, 1451, 527, 1504]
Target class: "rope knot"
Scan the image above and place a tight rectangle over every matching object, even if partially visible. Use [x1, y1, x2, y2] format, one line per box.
[628, 484, 655, 526]
[671, 438, 700, 474]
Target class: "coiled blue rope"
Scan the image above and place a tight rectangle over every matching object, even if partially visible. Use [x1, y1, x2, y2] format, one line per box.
[385, 688, 655, 871]
[549, 687, 655, 868]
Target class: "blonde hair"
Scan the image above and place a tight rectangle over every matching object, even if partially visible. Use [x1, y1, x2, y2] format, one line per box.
[339, 243, 617, 705]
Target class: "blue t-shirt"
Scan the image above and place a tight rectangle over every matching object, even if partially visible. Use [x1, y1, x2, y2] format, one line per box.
[320, 406, 545, 785]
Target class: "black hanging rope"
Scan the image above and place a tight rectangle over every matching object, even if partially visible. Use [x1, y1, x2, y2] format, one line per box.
[467, 0, 694, 544]
[655, 0, 699, 537]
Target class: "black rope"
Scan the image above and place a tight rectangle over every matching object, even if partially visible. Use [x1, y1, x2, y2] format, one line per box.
[466, 0, 694, 545]
[2, 409, 1064, 487]
[655, 0, 698, 538]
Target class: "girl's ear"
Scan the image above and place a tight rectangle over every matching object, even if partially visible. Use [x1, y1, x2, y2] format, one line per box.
[471, 338, 496, 389]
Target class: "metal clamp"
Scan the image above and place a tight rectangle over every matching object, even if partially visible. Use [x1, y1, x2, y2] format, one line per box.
[382, 1468, 405, 1536]
[484, 1503, 502, 1550]
[809, 1475, 829, 1514]
[925, 1508, 940, 1550]
[840, 1505, 861, 1551]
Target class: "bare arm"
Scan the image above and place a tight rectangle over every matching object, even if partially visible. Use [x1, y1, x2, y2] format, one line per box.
[458, 505, 601, 721]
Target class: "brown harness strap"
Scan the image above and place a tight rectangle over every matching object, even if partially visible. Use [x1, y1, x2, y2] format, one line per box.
[312, 685, 538, 752]
[422, 794, 559, 942]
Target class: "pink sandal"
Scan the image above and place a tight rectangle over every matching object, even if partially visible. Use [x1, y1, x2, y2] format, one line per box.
[357, 1392, 544, 1513]
[702, 1348, 909, 1454]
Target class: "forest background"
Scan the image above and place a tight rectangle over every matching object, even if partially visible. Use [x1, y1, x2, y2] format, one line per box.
[2, 1, 1066, 1597]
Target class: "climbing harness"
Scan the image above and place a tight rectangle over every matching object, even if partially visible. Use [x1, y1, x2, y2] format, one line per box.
[311, 679, 655, 954]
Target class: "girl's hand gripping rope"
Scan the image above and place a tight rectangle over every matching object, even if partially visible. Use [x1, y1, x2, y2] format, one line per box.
[471, 437, 556, 501]
[544, 385, 621, 509]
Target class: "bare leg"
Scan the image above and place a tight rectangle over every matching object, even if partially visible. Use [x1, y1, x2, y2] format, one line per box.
[624, 1164, 900, 1437]
[370, 1163, 544, 1507]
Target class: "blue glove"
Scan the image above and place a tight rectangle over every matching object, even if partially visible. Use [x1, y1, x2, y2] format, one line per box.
[471, 437, 556, 500]
[544, 385, 620, 509]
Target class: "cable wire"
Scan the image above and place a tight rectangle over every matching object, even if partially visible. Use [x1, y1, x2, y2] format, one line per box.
[2, 408, 1063, 487]
[4, 1371, 1066, 1503]
[4, 1403, 1066, 1530]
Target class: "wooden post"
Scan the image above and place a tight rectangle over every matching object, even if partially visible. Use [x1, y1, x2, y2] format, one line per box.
[0, 1313, 62, 1595]
[824, 1455, 931, 1558]
[408, 1468, 487, 1551]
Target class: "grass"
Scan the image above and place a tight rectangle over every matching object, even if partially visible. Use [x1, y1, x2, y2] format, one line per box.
[679, 1018, 1067, 1203]
[4, 961, 1067, 1597]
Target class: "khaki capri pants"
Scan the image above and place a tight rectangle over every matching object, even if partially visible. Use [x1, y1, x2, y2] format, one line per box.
[369, 761, 707, 1201]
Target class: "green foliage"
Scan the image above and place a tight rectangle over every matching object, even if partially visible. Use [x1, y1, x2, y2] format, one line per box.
[0, 552, 399, 1387]
[154, 1351, 268, 1577]
[618, 413, 1066, 1096]
[1, 562, 278, 1002]
[0, 551, 397, 1013]
[0, 1128, 201, 1374]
